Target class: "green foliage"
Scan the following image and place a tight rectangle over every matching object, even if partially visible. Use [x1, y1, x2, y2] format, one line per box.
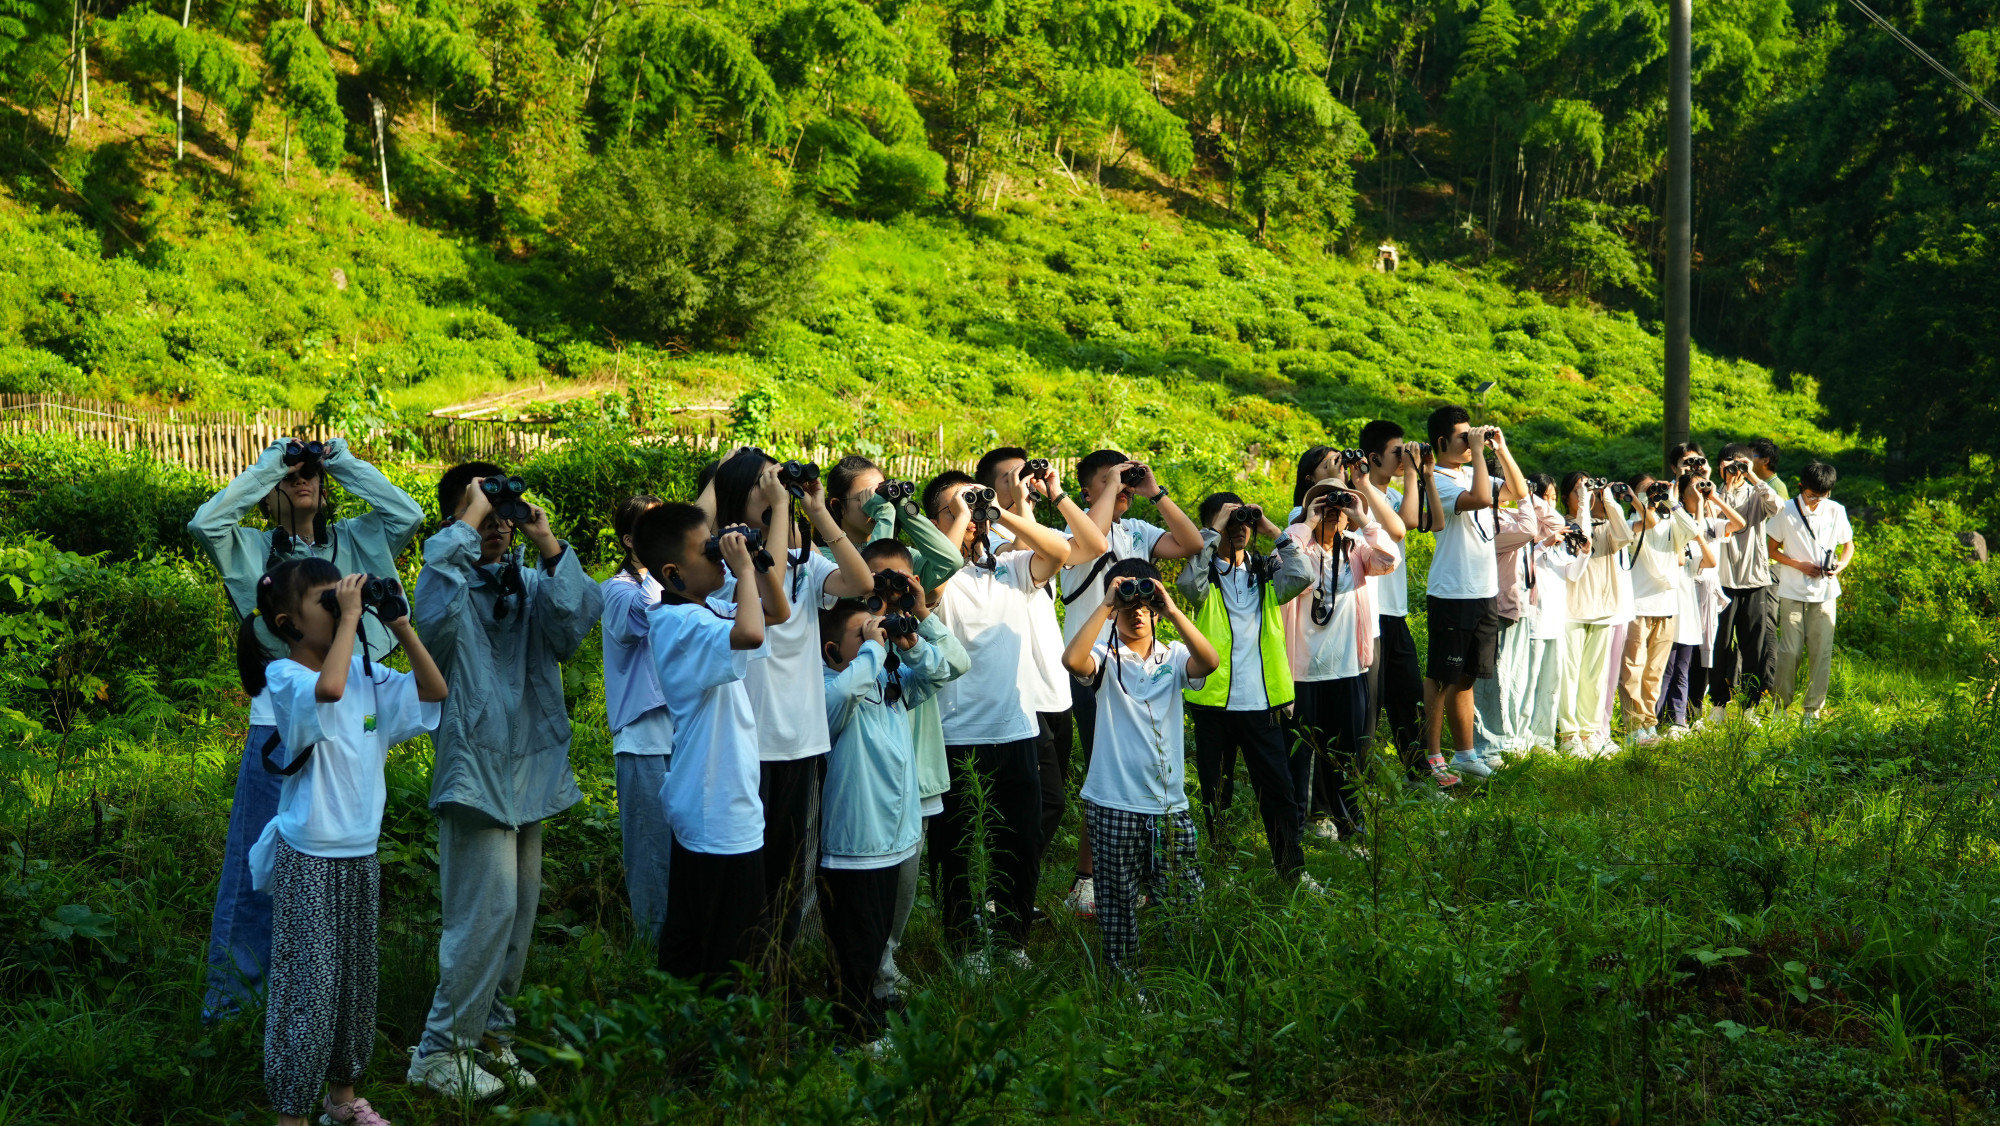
[556, 142, 825, 343]
[0, 434, 212, 561]
[1528, 198, 1655, 298]
[107, 9, 259, 143]
[599, 6, 787, 146]
[516, 432, 715, 569]
[262, 20, 344, 171]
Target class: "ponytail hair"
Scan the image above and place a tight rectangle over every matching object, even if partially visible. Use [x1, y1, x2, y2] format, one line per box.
[613, 494, 663, 576]
[238, 556, 342, 698]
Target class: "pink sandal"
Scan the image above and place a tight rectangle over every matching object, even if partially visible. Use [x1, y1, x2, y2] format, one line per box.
[320, 1096, 391, 1126]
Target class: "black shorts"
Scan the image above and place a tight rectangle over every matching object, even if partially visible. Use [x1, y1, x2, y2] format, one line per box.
[1425, 595, 1501, 684]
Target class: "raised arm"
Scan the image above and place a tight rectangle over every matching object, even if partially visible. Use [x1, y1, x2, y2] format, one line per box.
[1026, 462, 1106, 566]
[188, 439, 292, 610]
[320, 438, 424, 555]
[1155, 581, 1220, 679]
[1061, 600, 1118, 680]
[1177, 529, 1221, 604]
[519, 506, 602, 661]
[1490, 428, 1531, 506]
[1266, 516, 1314, 604]
[804, 480, 875, 599]
[317, 574, 366, 702]
[1135, 465, 1204, 560]
[994, 505, 1071, 586]
[414, 519, 483, 659]
[722, 533, 767, 650]
[1350, 470, 1406, 541]
[824, 636, 887, 733]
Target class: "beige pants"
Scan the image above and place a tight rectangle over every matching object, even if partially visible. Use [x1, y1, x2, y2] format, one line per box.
[1619, 616, 1676, 729]
[1774, 597, 1838, 715]
[1559, 622, 1614, 738]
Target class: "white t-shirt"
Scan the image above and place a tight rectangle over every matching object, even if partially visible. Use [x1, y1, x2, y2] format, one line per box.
[1059, 517, 1169, 646]
[250, 689, 275, 728]
[1080, 639, 1202, 814]
[714, 551, 838, 761]
[1630, 510, 1697, 617]
[648, 600, 764, 855]
[990, 527, 1070, 713]
[1768, 497, 1853, 603]
[263, 657, 440, 862]
[1377, 486, 1412, 617]
[1296, 537, 1364, 682]
[1214, 560, 1269, 710]
[1427, 466, 1499, 600]
[934, 549, 1042, 745]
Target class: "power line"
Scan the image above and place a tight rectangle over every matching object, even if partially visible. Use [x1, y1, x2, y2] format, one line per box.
[1842, 0, 2000, 120]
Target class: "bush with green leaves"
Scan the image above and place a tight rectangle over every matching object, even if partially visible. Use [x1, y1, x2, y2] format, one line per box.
[0, 434, 213, 561]
[556, 143, 825, 344]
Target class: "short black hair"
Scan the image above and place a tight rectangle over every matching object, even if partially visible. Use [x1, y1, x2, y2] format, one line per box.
[861, 538, 913, 569]
[1719, 442, 1751, 462]
[923, 470, 978, 520]
[1524, 472, 1555, 499]
[1625, 472, 1654, 492]
[975, 447, 1030, 488]
[439, 461, 506, 518]
[1075, 449, 1128, 495]
[1197, 491, 1244, 528]
[1750, 437, 1781, 466]
[1358, 419, 1405, 458]
[1667, 441, 1705, 472]
[1800, 461, 1838, 494]
[632, 502, 711, 578]
[819, 598, 870, 657]
[1426, 405, 1470, 449]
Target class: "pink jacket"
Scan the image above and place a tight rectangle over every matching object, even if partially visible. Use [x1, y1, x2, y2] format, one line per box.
[1280, 521, 1399, 675]
[1495, 495, 1568, 621]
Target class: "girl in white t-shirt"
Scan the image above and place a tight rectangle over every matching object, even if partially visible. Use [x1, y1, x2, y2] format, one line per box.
[238, 558, 446, 1126]
[1060, 558, 1219, 972]
[1279, 483, 1397, 844]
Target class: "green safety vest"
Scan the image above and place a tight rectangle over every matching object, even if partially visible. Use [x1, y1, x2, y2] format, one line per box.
[1184, 559, 1294, 709]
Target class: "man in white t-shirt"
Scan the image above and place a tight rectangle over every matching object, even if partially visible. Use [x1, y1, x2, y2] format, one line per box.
[922, 471, 1072, 969]
[702, 451, 878, 980]
[1357, 420, 1431, 786]
[1766, 461, 1855, 720]
[1051, 448, 1202, 914]
[975, 447, 1108, 914]
[1419, 406, 1528, 780]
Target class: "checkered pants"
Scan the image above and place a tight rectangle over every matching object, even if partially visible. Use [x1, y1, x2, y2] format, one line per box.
[1083, 801, 1204, 970]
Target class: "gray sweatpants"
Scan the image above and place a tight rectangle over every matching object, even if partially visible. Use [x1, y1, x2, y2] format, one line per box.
[874, 846, 922, 998]
[418, 807, 543, 1056]
[614, 754, 673, 945]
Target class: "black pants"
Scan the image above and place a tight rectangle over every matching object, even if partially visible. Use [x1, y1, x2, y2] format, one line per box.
[933, 739, 1043, 948]
[816, 864, 900, 1039]
[1070, 678, 1098, 764]
[1710, 585, 1777, 707]
[1295, 676, 1372, 837]
[659, 842, 766, 990]
[758, 757, 822, 976]
[1369, 615, 1426, 777]
[1036, 709, 1075, 851]
[1190, 705, 1305, 877]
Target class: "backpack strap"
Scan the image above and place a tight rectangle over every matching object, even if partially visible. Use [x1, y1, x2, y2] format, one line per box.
[1060, 554, 1114, 606]
[258, 729, 312, 776]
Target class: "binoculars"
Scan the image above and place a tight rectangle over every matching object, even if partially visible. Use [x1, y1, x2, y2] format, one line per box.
[1337, 448, 1368, 468]
[1645, 481, 1675, 510]
[703, 524, 775, 572]
[875, 479, 919, 518]
[283, 440, 326, 480]
[1561, 524, 1590, 553]
[1020, 457, 1050, 479]
[480, 475, 534, 524]
[965, 486, 1002, 523]
[317, 574, 409, 621]
[1228, 504, 1263, 528]
[1683, 455, 1709, 474]
[1113, 577, 1165, 609]
[868, 570, 920, 638]
[1120, 464, 1150, 487]
[779, 460, 819, 498]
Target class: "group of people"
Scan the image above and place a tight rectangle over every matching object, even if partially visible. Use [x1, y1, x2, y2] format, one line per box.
[189, 409, 1855, 1124]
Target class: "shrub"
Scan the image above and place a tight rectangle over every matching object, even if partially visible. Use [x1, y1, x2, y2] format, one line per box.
[517, 431, 716, 569]
[556, 142, 826, 344]
[0, 435, 212, 560]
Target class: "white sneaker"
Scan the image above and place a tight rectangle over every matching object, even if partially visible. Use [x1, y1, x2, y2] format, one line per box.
[1310, 817, 1340, 841]
[959, 950, 994, 978]
[1450, 751, 1494, 780]
[1004, 948, 1033, 971]
[406, 1047, 505, 1101]
[1064, 877, 1097, 918]
[481, 1041, 538, 1089]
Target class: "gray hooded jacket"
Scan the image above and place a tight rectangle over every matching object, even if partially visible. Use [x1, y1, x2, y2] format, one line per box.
[415, 519, 603, 827]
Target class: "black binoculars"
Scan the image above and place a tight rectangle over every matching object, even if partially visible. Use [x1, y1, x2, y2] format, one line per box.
[480, 475, 534, 524]
[1562, 524, 1590, 553]
[965, 486, 1002, 523]
[1645, 481, 1675, 511]
[1020, 457, 1050, 479]
[1120, 464, 1150, 487]
[867, 569, 917, 614]
[1113, 577, 1165, 608]
[1228, 504, 1263, 528]
[317, 574, 409, 621]
[283, 440, 326, 479]
[1337, 448, 1367, 468]
[703, 524, 774, 573]
[1683, 455, 1709, 474]
[779, 460, 819, 498]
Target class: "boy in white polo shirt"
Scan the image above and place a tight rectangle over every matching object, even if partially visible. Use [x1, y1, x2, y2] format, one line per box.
[923, 471, 1072, 970]
[1061, 558, 1218, 972]
[633, 503, 776, 989]
[1419, 406, 1528, 780]
[1766, 461, 1855, 720]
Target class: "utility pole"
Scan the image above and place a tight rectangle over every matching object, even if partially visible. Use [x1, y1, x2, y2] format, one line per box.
[1663, 0, 1692, 468]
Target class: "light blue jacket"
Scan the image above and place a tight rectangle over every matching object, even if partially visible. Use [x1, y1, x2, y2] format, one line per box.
[821, 622, 962, 864]
[415, 520, 603, 827]
[187, 436, 423, 661]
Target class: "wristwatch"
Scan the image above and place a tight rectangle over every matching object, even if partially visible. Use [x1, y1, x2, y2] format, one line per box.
[1049, 491, 1069, 507]
[1150, 485, 1171, 502]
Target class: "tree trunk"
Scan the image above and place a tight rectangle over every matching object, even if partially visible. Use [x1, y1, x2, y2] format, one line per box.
[174, 0, 191, 161]
[370, 95, 393, 212]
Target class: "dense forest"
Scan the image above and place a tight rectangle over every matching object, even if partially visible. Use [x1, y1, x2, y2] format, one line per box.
[1, 0, 1997, 474]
